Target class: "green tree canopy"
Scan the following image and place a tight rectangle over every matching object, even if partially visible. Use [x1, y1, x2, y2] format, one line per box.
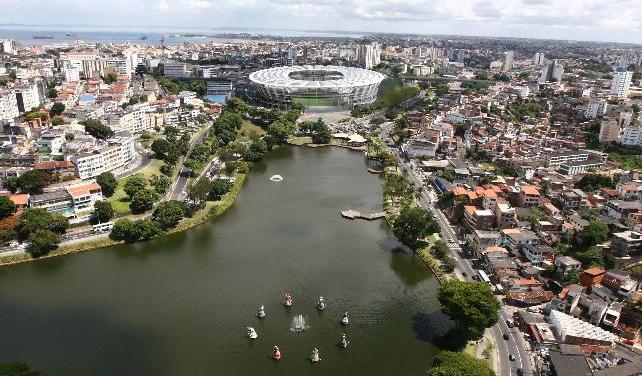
[209, 179, 233, 200]
[129, 189, 157, 213]
[574, 174, 614, 192]
[267, 120, 294, 144]
[26, 229, 61, 258]
[152, 200, 187, 229]
[50, 102, 65, 116]
[0, 196, 16, 219]
[110, 218, 162, 243]
[103, 72, 117, 84]
[96, 172, 118, 197]
[16, 208, 68, 241]
[438, 280, 500, 339]
[427, 351, 494, 376]
[14, 170, 52, 194]
[578, 221, 610, 247]
[393, 206, 440, 249]
[81, 119, 115, 140]
[244, 138, 268, 162]
[0, 361, 45, 376]
[90, 201, 114, 224]
[123, 175, 147, 198]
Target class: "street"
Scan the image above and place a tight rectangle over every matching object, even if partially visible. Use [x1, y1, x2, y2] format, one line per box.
[380, 121, 532, 376]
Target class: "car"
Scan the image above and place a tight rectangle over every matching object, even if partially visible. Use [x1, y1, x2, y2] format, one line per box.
[462, 272, 467, 277]
[503, 333, 510, 340]
[506, 320, 514, 328]
[516, 368, 523, 376]
[509, 354, 516, 361]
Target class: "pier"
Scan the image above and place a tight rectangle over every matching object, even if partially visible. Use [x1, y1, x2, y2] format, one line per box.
[341, 210, 386, 220]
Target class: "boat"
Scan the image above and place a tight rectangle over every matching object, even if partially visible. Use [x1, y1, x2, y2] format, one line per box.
[272, 346, 281, 360]
[338, 333, 349, 349]
[310, 348, 321, 363]
[340, 311, 349, 325]
[65, 33, 78, 37]
[247, 327, 257, 339]
[33, 36, 54, 39]
[283, 293, 293, 307]
[140, 35, 148, 40]
[317, 296, 326, 311]
[256, 305, 266, 319]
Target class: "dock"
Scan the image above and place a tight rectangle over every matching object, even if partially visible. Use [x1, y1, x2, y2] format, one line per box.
[341, 210, 386, 220]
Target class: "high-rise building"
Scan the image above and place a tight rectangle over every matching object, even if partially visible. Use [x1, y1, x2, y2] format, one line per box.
[539, 60, 564, 83]
[0, 90, 19, 122]
[533, 52, 545, 66]
[610, 68, 633, 99]
[585, 99, 608, 119]
[357, 42, 381, 70]
[503, 51, 514, 71]
[620, 125, 642, 147]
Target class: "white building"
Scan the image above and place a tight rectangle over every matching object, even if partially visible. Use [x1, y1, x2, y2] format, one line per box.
[549, 309, 616, 346]
[14, 81, 43, 114]
[533, 52, 545, 66]
[584, 99, 607, 119]
[71, 133, 135, 180]
[163, 60, 190, 78]
[357, 42, 381, 70]
[0, 90, 19, 122]
[503, 51, 514, 71]
[0, 39, 17, 54]
[610, 68, 633, 99]
[620, 125, 642, 147]
[62, 62, 81, 82]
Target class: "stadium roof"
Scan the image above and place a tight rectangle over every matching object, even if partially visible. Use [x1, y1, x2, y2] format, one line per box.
[249, 65, 385, 89]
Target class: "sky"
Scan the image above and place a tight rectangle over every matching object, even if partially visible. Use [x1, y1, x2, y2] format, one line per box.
[1, 0, 641, 44]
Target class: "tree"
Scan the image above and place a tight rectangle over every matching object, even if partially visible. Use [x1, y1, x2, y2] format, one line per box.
[103, 72, 117, 84]
[0, 362, 45, 376]
[267, 120, 294, 144]
[310, 118, 331, 144]
[151, 138, 171, 161]
[123, 175, 147, 198]
[244, 138, 268, 162]
[575, 174, 614, 192]
[15, 208, 68, 241]
[428, 351, 494, 376]
[129, 189, 157, 213]
[150, 174, 171, 195]
[90, 201, 114, 224]
[15, 170, 52, 194]
[4, 177, 19, 193]
[438, 280, 500, 339]
[51, 117, 64, 126]
[47, 87, 58, 99]
[393, 206, 440, 249]
[50, 102, 65, 116]
[110, 219, 162, 243]
[432, 240, 449, 259]
[96, 172, 118, 197]
[26, 229, 61, 258]
[578, 221, 610, 247]
[65, 132, 75, 141]
[0, 196, 16, 219]
[152, 200, 187, 229]
[81, 119, 115, 140]
[188, 177, 210, 208]
[209, 179, 233, 200]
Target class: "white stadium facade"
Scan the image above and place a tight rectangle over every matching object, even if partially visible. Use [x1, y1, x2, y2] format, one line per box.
[249, 65, 386, 110]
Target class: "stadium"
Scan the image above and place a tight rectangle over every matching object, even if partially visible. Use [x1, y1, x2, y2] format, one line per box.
[249, 65, 386, 110]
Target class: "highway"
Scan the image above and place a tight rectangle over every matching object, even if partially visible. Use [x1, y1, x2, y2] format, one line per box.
[379, 122, 532, 376]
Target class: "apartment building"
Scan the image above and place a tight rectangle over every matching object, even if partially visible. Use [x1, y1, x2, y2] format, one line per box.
[610, 68, 632, 99]
[0, 90, 19, 122]
[71, 132, 135, 179]
[544, 150, 606, 167]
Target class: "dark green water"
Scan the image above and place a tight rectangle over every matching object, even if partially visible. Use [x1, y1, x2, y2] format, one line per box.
[0, 146, 450, 376]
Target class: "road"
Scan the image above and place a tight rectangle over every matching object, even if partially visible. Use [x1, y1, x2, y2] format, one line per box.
[380, 123, 532, 376]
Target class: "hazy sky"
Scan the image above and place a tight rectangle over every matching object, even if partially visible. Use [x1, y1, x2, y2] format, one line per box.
[2, 0, 641, 43]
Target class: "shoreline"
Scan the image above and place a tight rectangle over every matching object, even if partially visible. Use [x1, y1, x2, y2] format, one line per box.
[0, 173, 248, 267]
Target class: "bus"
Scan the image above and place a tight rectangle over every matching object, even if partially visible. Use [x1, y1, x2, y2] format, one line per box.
[92, 222, 114, 233]
[478, 270, 491, 284]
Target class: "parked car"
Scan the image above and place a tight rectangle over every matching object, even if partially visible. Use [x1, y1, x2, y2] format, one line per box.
[509, 354, 516, 361]
[503, 333, 510, 340]
[506, 320, 514, 328]
[516, 368, 523, 376]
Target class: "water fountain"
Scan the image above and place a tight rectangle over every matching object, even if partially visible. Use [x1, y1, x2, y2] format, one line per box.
[290, 314, 308, 332]
[270, 174, 284, 182]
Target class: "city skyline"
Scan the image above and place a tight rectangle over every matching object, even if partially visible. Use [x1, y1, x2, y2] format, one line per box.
[1, 0, 642, 44]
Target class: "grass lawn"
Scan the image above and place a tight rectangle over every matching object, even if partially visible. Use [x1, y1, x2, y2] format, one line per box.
[287, 136, 313, 145]
[464, 339, 494, 369]
[236, 121, 265, 141]
[108, 159, 165, 214]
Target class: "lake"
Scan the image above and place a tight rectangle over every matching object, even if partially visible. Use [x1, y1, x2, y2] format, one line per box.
[0, 146, 450, 375]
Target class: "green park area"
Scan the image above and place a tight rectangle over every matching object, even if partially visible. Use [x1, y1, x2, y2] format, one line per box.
[108, 159, 164, 213]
